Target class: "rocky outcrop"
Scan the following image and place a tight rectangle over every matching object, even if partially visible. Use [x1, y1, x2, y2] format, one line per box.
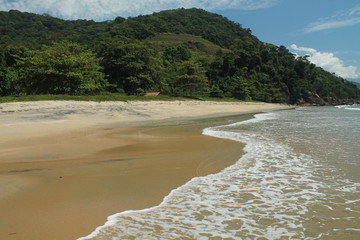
[322, 97, 360, 106]
[296, 92, 360, 106]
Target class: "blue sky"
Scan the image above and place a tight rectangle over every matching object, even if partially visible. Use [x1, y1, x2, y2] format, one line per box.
[1, 0, 359, 82]
[216, 0, 360, 81]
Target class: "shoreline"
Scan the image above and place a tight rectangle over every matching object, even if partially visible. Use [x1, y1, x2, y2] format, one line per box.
[0, 101, 292, 240]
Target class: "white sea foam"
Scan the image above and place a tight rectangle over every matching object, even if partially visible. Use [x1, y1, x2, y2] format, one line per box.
[345, 107, 360, 111]
[78, 110, 360, 240]
[335, 105, 349, 109]
[225, 111, 277, 127]
[336, 104, 360, 111]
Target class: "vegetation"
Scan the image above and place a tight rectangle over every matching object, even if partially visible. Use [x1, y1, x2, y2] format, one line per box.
[0, 92, 193, 103]
[351, 81, 360, 89]
[1, 8, 359, 103]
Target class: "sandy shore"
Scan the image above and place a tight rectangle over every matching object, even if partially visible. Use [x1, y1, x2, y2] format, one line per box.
[0, 100, 292, 240]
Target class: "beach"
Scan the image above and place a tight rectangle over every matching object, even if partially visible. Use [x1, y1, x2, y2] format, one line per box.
[0, 100, 291, 240]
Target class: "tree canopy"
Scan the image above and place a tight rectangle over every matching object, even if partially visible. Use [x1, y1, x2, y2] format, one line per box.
[1, 41, 106, 95]
[0, 8, 359, 103]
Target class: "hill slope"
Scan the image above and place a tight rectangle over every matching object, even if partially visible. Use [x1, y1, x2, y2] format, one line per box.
[0, 8, 255, 47]
[144, 33, 231, 62]
[0, 8, 359, 103]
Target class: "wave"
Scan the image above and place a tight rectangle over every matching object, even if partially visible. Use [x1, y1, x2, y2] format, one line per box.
[345, 107, 360, 111]
[77, 111, 360, 240]
[336, 104, 360, 111]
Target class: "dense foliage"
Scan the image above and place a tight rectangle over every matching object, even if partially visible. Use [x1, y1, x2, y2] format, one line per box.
[0, 41, 106, 95]
[1, 8, 359, 103]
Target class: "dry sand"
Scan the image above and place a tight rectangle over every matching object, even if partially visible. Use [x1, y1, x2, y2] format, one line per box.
[0, 100, 292, 240]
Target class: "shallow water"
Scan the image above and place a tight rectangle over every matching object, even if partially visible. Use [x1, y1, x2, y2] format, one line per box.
[79, 106, 360, 240]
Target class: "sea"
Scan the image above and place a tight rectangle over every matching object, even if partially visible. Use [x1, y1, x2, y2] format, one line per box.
[78, 105, 360, 240]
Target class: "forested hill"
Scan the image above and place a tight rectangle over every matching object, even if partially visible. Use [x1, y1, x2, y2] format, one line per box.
[1, 8, 359, 104]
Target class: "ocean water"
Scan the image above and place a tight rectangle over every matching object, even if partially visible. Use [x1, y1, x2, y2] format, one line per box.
[78, 105, 360, 240]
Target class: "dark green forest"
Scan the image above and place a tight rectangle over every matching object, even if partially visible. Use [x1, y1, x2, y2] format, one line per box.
[1, 8, 359, 104]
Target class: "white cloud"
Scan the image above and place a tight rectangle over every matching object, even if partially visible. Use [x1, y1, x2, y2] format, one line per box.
[306, 17, 360, 33]
[0, 0, 277, 20]
[290, 44, 360, 79]
[305, 4, 360, 33]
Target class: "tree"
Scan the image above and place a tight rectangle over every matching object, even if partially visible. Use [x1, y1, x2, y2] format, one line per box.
[209, 85, 224, 98]
[175, 60, 209, 96]
[19, 41, 107, 94]
[98, 38, 154, 94]
[1, 9, 359, 101]
[232, 76, 254, 100]
[0, 67, 23, 95]
[163, 45, 191, 63]
[0, 45, 29, 95]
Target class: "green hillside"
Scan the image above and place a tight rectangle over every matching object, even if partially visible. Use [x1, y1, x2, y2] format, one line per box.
[351, 81, 360, 89]
[144, 33, 231, 62]
[0, 8, 359, 104]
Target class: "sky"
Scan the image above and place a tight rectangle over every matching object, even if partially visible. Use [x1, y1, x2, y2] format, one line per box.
[1, 0, 359, 82]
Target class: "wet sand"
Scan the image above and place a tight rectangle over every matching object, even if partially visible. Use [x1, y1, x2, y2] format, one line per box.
[0, 101, 292, 240]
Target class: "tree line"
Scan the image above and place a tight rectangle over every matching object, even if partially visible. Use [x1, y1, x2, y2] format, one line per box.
[0, 8, 359, 103]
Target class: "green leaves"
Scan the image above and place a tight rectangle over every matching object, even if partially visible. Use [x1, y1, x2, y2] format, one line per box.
[163, 45, 191, 64]
[98, 38, 154, 94]
[1, 9, 359, 102]
[175, 60, 209, 97]
[18, 41, 107, 94]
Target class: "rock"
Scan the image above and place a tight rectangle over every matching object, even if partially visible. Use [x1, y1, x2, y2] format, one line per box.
[297, 92, 360, 106]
